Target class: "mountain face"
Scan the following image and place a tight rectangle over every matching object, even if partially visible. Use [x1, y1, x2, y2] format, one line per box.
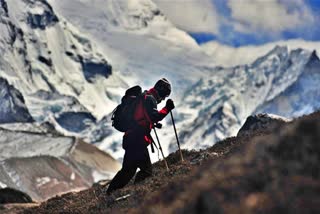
[0, 128, 120, 201]
[0, 0, 125, 121]
[1, 0, 219, 162]
[47, 0, 214, 92]
[256, 51, 320, 117]
[174, 46, 319, 151]
[0, 0, 319, 162]
[0, 77, 34, 123]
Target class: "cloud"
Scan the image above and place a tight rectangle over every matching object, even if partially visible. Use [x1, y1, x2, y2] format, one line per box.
[151, 0, 319, 46]
[152, 0, 220, 33]
[227, 0, 315, 34]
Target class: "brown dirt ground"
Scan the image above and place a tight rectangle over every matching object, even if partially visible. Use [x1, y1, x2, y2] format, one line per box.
[18, 111, 320, 214]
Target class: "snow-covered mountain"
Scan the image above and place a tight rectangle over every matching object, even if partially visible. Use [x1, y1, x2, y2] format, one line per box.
[174, 46, 320, 150]
[202, 39, 320, 67]
[47, 0, 215, 94]
[0, 0, 219, 160]
[256, 50, 320, 117]
[0, 0, 217, 135]
[0, 0, 320, 163]
[0, 0, 126, 121]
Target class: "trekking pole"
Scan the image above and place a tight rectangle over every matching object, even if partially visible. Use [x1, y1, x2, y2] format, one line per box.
[170, 111, 184, 162]
[153, 127, 169, 172]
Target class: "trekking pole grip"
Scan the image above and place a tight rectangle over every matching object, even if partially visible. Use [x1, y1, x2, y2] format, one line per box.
[170, 111, 184, 162]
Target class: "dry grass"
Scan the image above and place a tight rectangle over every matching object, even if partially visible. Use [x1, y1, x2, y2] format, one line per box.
[21, 111, 320, 214]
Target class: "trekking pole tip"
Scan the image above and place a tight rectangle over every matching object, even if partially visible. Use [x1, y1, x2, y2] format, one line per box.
[170, 110, 184, 162]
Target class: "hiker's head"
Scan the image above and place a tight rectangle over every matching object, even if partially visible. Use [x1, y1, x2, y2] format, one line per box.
[154, 78, 171, 102]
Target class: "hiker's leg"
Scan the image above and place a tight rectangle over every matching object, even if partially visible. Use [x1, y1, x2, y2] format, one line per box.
[107, 151, 137, 194]
[134, 147, 152, 184]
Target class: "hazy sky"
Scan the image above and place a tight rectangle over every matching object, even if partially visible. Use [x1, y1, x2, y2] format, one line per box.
[154, 0, 320, 46]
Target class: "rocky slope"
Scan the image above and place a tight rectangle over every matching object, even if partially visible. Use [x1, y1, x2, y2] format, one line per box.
[0, 128, 120, 202]
[12, 110, 320, 213]
[0, 77, 33, 123]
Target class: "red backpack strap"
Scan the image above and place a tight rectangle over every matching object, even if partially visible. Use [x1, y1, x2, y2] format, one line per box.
[142, 94, 154, 129]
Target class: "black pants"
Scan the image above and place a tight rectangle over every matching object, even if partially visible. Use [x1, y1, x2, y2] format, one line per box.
[107, 133, 152, 194]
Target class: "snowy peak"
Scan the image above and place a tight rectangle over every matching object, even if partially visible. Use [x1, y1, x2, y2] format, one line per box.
[176, 46, 320, 150]
[245, 45, 312, 102]
[305, 50, 320, 72]
[256, 50, 320, 117]
[251, 45, 289, 67]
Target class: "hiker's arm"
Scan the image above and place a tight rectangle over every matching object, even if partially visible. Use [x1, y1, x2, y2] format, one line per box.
[145, 97, 169, 122]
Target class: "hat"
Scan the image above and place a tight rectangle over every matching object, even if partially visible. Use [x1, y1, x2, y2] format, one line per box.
[154, 78, 171, 98]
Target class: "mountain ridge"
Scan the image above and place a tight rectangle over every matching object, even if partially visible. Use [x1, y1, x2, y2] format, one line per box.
[172, 46, 318, 153]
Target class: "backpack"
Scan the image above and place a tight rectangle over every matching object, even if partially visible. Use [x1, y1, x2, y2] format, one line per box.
[111, 85, 142, 132]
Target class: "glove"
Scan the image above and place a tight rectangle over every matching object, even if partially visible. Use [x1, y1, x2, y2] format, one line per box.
[165, 99, 175, 111]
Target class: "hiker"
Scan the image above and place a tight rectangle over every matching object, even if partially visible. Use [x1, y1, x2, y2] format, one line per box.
[107, 78, 174, 194]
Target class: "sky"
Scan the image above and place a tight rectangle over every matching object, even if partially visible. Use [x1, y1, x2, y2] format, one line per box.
[153, 0, 320, 47]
